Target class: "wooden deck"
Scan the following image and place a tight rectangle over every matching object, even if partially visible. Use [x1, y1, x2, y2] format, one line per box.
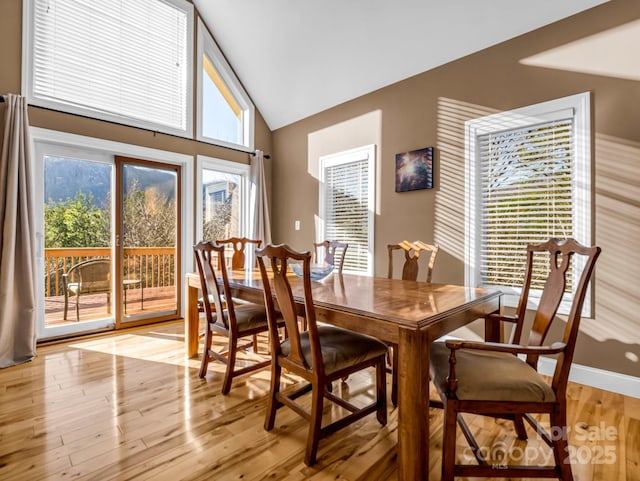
[44, 286, 176, 327]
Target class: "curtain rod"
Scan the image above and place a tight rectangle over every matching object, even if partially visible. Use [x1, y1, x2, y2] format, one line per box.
[0, 97, 270, 158]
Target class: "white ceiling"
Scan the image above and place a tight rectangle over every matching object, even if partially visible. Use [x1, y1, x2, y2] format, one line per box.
[194, 0, 608, 131]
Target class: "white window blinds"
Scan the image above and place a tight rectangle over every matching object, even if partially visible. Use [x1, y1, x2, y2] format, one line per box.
[26, 0, 193, 135]
[479, 119, 575, 291]
[465, 92, 592, 314]
[320, 146, 375, 275]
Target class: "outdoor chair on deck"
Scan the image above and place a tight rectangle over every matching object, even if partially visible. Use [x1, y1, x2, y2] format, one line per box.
[386, 240, 439, 406]
[62, 258, 111, 322]
[256, 244, 388, 466]
[429, 238, 601, 480]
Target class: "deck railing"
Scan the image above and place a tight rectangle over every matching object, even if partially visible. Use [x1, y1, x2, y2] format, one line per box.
[45, 247, 176, 297]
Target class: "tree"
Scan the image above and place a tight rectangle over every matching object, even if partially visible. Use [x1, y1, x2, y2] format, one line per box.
[202, 185, 235, 241]
[123, 180, 176, 247]
[44, 192, 110, 248]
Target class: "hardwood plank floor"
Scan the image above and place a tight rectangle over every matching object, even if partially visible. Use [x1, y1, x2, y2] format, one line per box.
[0, 321, 636, 481]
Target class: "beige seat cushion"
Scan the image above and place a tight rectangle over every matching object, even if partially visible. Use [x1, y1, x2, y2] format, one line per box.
[430, 342, 556, 402]
[282, 325, 388, 375]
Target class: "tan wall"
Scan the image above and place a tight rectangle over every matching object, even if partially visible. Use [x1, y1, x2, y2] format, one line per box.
[0, 0, 274, 250]
[272, 0, 640, 378]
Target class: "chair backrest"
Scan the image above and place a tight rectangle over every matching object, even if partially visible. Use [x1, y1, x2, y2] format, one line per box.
[514, 238, 600, 394]
[69, 259, 111, 294]
[256, 244, 324, 376]
[313, 240, 348, 273]
[387, 240, 439, 283]
[193, 240, 236, 331]
[217, 237, 262, 270]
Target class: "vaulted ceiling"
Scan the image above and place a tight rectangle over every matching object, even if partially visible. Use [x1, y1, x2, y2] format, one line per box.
[194, 0, 609, 131]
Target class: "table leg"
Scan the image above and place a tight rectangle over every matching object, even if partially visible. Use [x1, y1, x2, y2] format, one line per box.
[397, 326, 430, 481]
[485, 311, 502, 342]
[185, 277, 200, 357]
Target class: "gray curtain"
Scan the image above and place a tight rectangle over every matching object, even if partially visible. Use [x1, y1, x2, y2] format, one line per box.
[248, 150, 272, 267]
[0, 94, 37, 368]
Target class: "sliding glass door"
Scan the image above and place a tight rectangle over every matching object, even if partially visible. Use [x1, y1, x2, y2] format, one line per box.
[116, 157, 180, 327]
[34, 138, 182, 339]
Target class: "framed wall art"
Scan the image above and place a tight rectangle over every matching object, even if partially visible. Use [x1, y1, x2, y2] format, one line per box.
[395, 146, 433, 192]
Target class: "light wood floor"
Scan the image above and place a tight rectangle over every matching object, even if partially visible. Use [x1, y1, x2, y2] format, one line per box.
[0, 321, 637, 481]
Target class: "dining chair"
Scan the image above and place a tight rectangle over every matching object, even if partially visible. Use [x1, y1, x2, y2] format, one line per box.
[429, 238, 601, 480]
[216, 237, 262, 269]
[387, 240, 439, 283]
[215, 237, 264, 347]
[256, 244, 388, 466]
[313, 240, 348, 273]
[386, 240, 440, 406]
[62, 258, 111, 322]
[193, 240, 275, 394]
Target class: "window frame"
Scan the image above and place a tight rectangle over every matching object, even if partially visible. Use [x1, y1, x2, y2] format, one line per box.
[464, 92, 592, 314]
[319, 145, 376, 276]
[196, 155, 251, 243]
[22, 0, 194, 138]
[196, 18, 255, 152]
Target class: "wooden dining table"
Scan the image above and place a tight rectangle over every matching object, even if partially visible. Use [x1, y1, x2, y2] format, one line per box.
[184, 269, 501, 481]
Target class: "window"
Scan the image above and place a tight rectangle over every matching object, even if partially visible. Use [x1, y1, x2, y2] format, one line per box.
[197, 18, 255, 151]
[23, 0, 194, 136]
[197, 156, 250, 242]
[319, 145, 375, 275]
[465, 92, 592, 313]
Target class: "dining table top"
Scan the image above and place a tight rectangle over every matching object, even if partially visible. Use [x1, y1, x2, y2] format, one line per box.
[189, 269, 501, 338]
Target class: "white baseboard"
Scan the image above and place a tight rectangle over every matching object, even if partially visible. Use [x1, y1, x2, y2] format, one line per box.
[537, 357, 640, 399]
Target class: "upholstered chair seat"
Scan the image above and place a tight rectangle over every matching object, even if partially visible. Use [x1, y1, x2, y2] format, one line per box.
[281, 324, 389, 375]
[430, 342, 556, 402]
[210, 302, 269, 333]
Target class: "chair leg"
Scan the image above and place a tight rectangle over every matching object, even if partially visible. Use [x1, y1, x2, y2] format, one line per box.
[63, 295, 69, 321]
[551, 408, 573, 480]
[305, 382, 324, 466]
[441, 403, 457, 481]
[221, 336, 238, 395]
[391, 345, 398, 408]
[75, 295, 80, 322]
[198, 327, 212, 378]
[264, 362, 281, 431]
[376, 358, 387, 426]
[513, 413, 528, 440]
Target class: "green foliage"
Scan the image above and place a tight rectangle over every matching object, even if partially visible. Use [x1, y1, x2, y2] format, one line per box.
[44, 192, 110, 248]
